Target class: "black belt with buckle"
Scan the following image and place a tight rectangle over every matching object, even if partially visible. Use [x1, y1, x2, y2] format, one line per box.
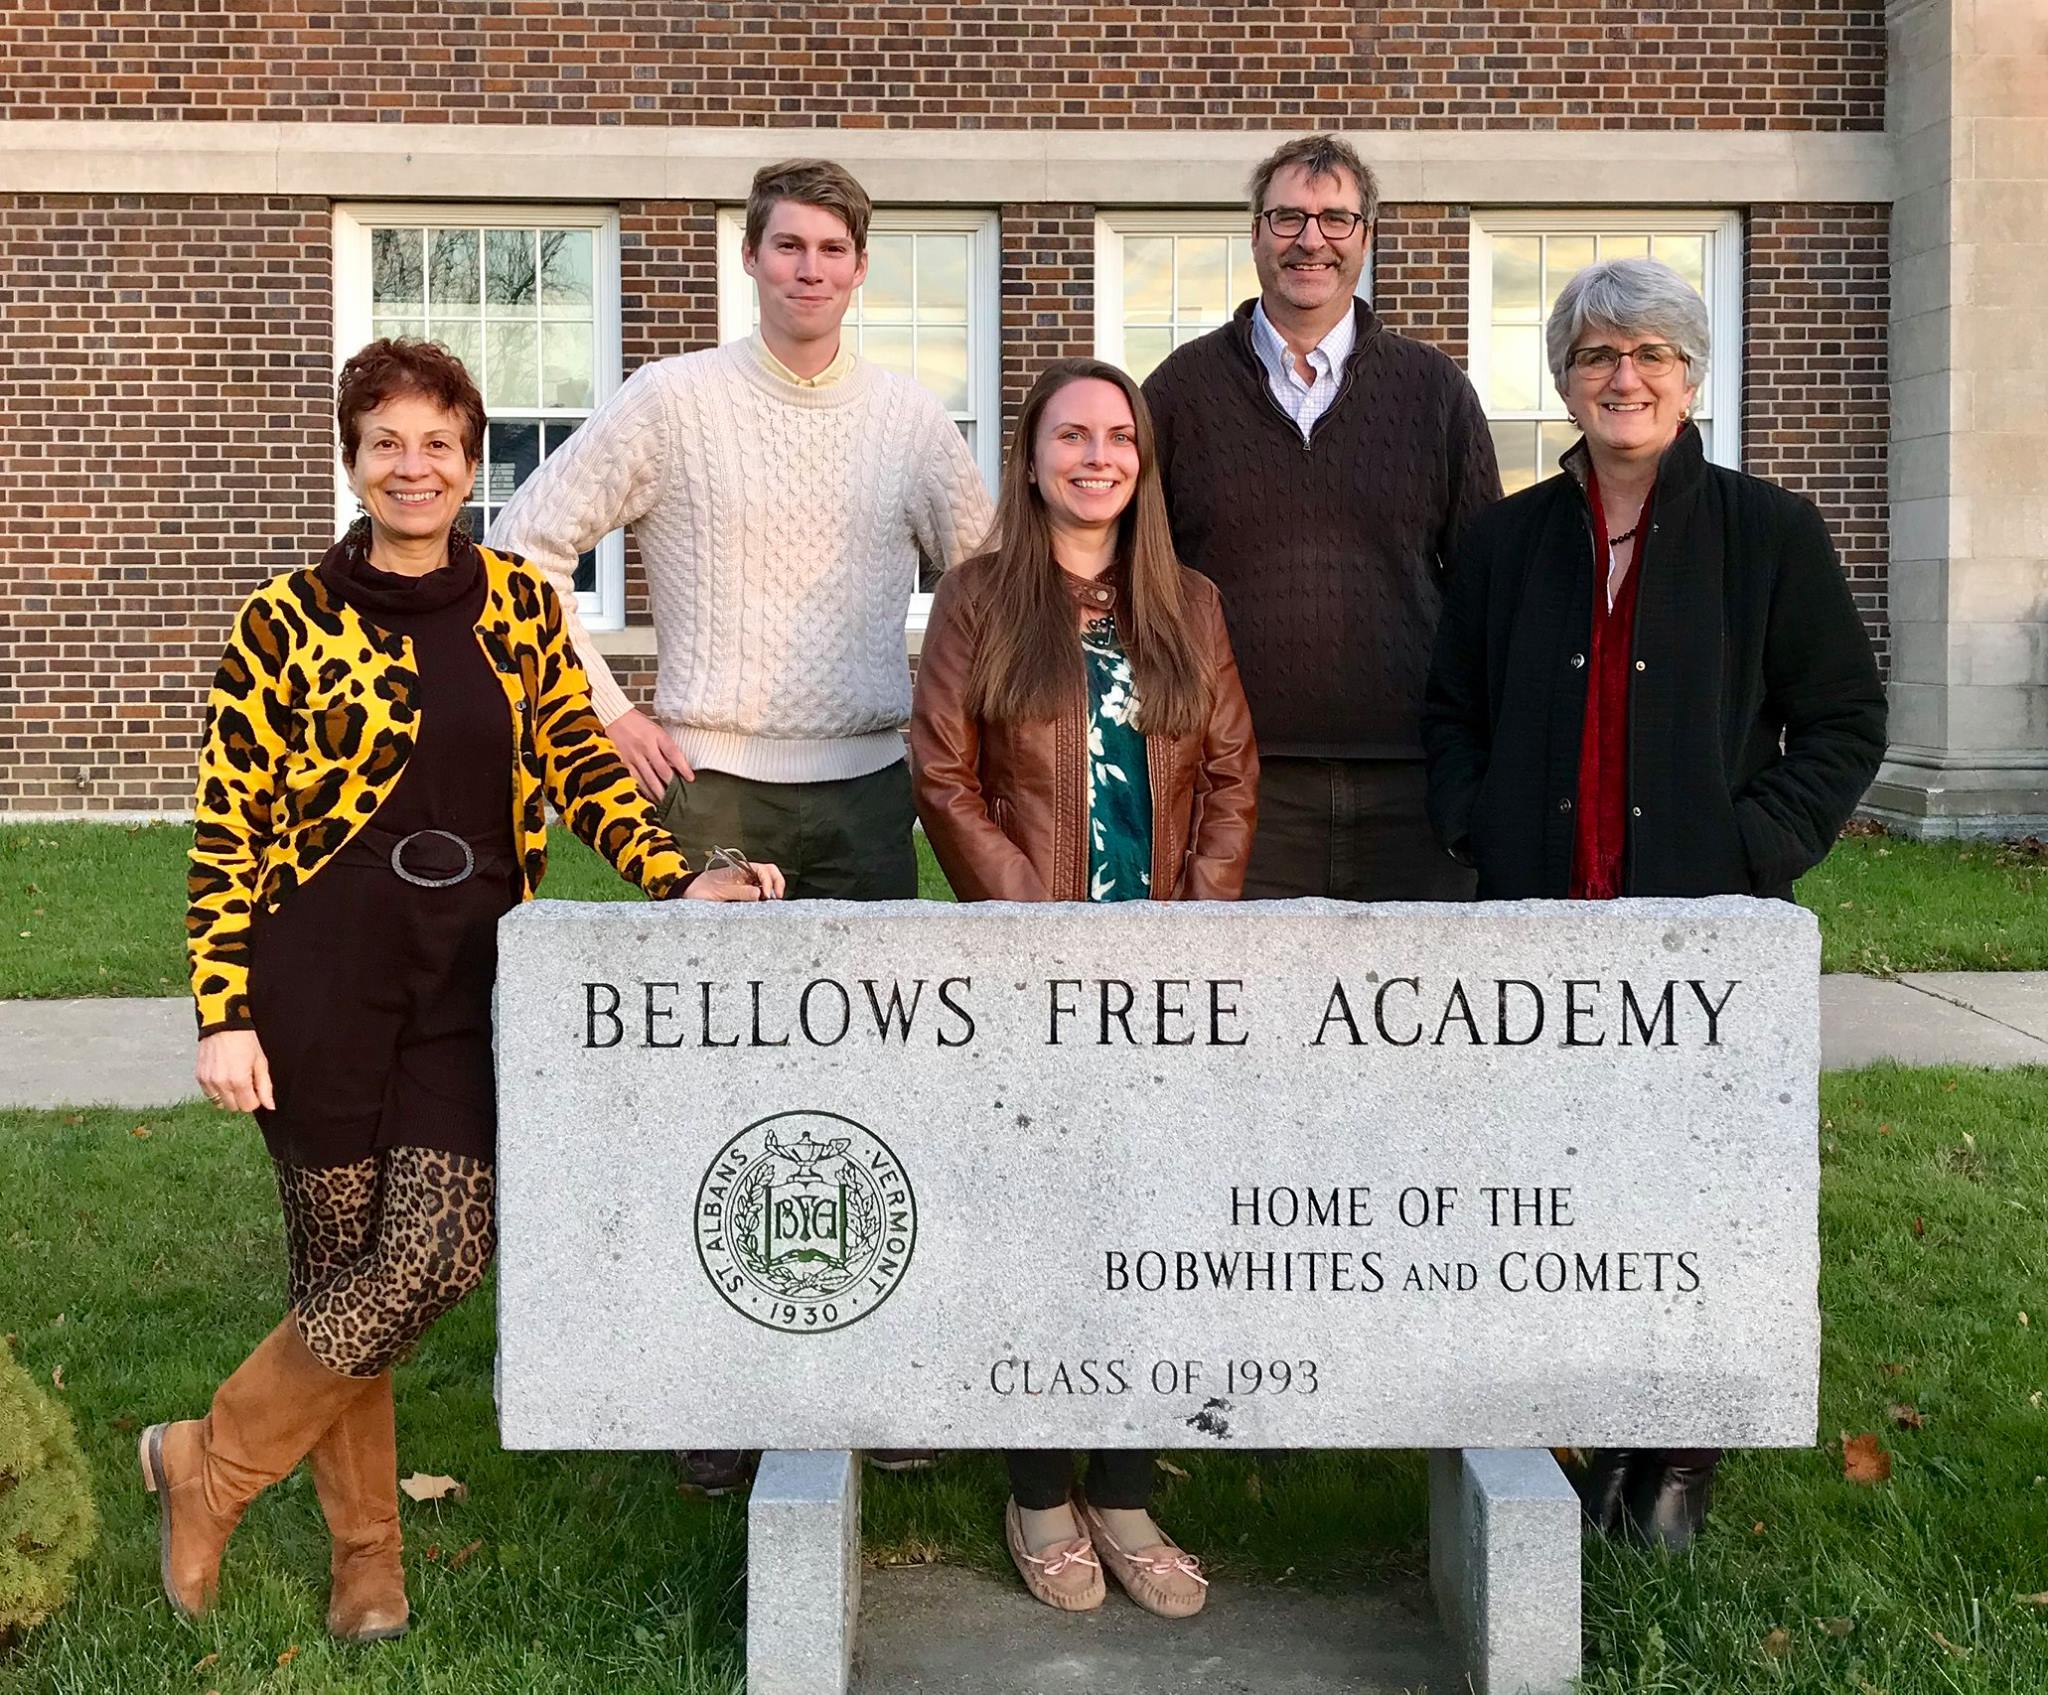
[387, 827, 478, 888]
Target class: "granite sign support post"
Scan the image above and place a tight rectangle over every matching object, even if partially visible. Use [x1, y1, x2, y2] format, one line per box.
[496, 897, 1821, 1695]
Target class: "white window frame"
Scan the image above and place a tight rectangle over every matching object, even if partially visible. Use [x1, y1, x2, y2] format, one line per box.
[1094, 209, 1373, 368]
[1467, 208, 1742, 472]
[332, 202, 627, 630]
[716, 205, 1000, 637]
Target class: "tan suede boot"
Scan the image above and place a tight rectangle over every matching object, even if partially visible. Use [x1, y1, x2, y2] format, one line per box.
[138, 1317, 369, 1620]
[309, 1373, 410, 1642]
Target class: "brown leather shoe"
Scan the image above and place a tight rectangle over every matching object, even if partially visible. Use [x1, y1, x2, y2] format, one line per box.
[1076, 1494, 1209, 1618]
[139, 1317, 369, 1620]
[309, 1373, 409, 1642]
[1003, 1498, 1105, 1612]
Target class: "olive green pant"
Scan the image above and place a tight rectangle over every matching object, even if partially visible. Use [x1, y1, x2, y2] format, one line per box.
[654, 761, 919, 901]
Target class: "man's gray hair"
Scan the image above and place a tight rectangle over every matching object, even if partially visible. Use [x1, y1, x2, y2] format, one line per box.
[1246, 134, 1380, 225]
[1546, 258, 1710, 391]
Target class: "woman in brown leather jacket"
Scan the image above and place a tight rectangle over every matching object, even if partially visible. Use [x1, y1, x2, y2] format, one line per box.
[910, 357, 1257, 1619]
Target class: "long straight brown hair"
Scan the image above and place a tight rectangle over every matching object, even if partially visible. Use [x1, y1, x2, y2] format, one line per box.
[966, 358, 1208, 738]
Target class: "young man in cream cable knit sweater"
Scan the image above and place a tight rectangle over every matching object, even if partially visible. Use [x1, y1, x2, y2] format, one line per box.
[491, 157, 993, 904]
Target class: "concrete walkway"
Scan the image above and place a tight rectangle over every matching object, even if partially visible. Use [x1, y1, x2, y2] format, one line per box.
[3, 976, 2044, 1110]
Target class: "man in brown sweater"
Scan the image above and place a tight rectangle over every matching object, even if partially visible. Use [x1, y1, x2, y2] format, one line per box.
[1144, 135, 1501, 900]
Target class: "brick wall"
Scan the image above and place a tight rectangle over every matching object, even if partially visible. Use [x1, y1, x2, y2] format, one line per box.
[1743, 204, 1891, 667]
[0, 4, 1885, 130]
[0, 194, 333, 812]
[1372, 204, 1472, 362]
[617, 200, 721, 622]
[1000, 204, 1095, 451]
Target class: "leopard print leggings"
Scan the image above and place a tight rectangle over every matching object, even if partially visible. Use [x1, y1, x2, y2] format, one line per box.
[273, 1147, 497, 1379]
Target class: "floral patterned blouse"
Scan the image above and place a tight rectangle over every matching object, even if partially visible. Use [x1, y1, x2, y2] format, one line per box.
[1082, 614, 1153, 901]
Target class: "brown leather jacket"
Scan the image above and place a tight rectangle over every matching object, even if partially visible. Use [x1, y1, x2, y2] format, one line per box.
[910, 555, 1258, 902]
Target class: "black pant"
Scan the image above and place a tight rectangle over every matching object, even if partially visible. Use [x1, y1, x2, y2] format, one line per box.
[1243, 756, 1475, 902]
[1008, 1449, 1156, 1511]
[654, 761, 918, 901]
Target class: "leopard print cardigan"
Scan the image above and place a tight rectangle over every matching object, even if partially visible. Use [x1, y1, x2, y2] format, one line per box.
[187, 545, 689, 1033]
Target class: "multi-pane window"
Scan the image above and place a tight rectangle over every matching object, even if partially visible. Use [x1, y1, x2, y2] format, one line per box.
[1096, 212, 1372, 382]
[715, 208, 1001, 491]
[333, 206, 625, 628]
[1468, 212, 1742, 495]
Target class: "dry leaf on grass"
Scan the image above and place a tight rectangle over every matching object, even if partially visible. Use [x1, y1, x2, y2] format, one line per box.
[1821, 1616, 1856, 1638]
[276, 1646, 299, 1667]
[1889, 1403, 1925, 1431]
[1154, 1456, 1189, 1479]
[50, 1365, 64, 1391]
[1912, 1216, 1926, 1239]
[1752, 1520, 1767, 1536]
[2017, 1593, 2048, 1607]
[192, 1654, 219, 1672]
[1930, 1629, 1969, 1657]
[424, 1543, 440, 1562]
[1762, 1627, 1792, 1658]
[130, 1125, 150, 1139]
[1842, 1432, 1892, 1485]
[1880, 1361, 1908, 1379]
[399, 1472, 468, 1504]
[448, 1538, 484, 1570]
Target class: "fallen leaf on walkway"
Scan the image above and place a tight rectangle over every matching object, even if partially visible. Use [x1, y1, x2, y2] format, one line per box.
[1762, 1627, 1791, 1658]
[276, 1646, 299, 1667]
[1842, 1433, 1891, 1485]
[1930, 1629, 1969, 1657]
[1155, 1456, 1189, 1478]
[400, 1473, 468, 1503]
[448, 1538, 484, 1570]
[1821, 1616, 1856, 1637]
[192, 1653, 218, 1672]
[1889, 1404, 1925, 1431]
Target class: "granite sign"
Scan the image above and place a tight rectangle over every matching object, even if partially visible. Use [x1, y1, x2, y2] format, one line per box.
[494, 897, 1819, 1452]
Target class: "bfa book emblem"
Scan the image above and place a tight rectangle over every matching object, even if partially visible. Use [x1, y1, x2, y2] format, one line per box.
[694, 1109, 917, 1333]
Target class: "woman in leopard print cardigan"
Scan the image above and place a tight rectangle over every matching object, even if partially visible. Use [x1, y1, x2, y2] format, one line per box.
[144, 339, 783, 1645]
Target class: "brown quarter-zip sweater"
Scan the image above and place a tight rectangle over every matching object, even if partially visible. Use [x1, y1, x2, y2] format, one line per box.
[1143, 299, 1501, 760]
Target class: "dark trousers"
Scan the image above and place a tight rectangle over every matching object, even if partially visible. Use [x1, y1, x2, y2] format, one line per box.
[654, 761, 918, 901]
[1008, 1449, 1157, 1512]
[1243, 756, 1475, 902]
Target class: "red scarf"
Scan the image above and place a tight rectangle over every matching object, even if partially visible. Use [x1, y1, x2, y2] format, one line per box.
[1569, 464, 1650, 900]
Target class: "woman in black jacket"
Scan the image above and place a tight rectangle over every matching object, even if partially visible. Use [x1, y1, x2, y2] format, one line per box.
[1422, 257, 1885, 1545]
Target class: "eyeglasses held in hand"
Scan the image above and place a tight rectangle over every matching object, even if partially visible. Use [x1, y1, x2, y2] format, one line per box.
[1257, 207, 1367, 241]
[706, 845, 761, 887]
[1566, 343, 1689, 377]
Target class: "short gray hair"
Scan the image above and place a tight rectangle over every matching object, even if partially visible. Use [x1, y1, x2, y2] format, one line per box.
[1546, 258, 1709, 392]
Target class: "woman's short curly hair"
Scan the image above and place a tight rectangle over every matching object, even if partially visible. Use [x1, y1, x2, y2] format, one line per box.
[336, 337, 486, 467]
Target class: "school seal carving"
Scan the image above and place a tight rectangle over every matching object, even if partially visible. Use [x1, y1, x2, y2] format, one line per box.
[694, 1109, 917, 1333]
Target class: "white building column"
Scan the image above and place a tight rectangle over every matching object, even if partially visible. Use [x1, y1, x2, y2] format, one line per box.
[1868, 0, 2048, 836]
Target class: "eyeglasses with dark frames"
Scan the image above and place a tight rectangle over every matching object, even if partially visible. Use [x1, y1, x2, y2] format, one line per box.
[1566, 343, 1689, 377]
[706, 844, 762, 888]
[1257, 207, 1367, 241]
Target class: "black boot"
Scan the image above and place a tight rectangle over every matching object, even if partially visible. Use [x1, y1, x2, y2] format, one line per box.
[1624, 1448, 1721, 1551]
[1573, 1448, 1639, 1537]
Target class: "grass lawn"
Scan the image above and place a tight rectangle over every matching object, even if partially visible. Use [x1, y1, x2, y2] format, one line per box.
[2, 1067, 2045, 1692]
[2, 821, 2043, 1001]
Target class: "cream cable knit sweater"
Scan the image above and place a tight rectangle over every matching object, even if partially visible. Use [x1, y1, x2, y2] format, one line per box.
[489, 339, 993, 784]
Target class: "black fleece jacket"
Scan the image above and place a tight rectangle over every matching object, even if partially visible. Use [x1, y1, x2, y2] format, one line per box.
[1422, 424, 1887, 900]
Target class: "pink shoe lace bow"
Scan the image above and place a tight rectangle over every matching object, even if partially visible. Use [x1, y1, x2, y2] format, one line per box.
[1026, 1539, 1101, 1578]
[1132, 1549, 1209, 1586]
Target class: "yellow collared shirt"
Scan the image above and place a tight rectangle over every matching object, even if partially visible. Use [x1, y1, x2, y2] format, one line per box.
[750, 331, 856, 389]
